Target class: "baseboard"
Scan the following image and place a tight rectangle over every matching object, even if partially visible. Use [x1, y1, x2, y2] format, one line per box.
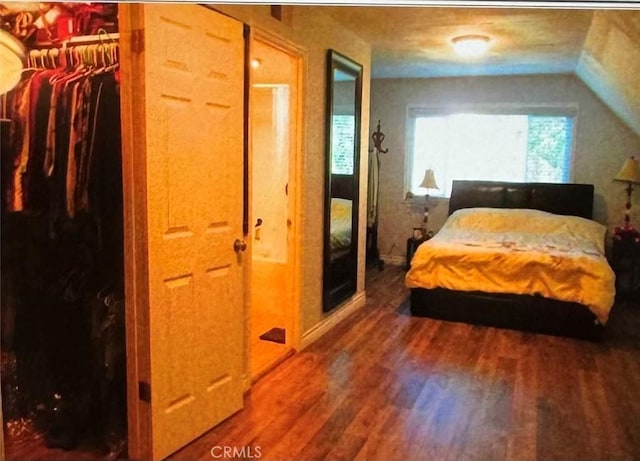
[250, 348, 296, 385]
[380, 254, 405, 266]
[300, 292, 366, 349]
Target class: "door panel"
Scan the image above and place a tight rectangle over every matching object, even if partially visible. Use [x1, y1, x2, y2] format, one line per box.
[138, 5, 245, 459]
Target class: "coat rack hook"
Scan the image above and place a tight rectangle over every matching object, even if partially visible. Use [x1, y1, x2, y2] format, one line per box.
[372, 120, 388, 154]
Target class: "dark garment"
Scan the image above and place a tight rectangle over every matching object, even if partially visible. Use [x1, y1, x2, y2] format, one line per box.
[3, 75, 33, 212]
[1, 120, 13, 215]
[89, 73, 123, 281]
[48, 78, 73, 229]
[24, 71, 55, 212]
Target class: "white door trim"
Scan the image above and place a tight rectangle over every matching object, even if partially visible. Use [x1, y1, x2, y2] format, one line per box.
[247, 28, 307, 363]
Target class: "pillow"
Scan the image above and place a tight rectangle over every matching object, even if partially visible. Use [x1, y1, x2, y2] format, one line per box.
[331, 198, 352, 219]
[445, 207, 606, 254]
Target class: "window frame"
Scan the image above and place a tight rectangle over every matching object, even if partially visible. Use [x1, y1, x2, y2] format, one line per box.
[404, 103, 579, 199]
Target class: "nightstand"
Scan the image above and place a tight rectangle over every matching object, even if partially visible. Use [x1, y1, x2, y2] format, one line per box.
[611, 233, 640, 301]
[406, 235, 430, 270]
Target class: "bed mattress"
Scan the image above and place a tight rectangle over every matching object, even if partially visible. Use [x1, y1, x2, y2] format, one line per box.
[405, 207, 616, 324]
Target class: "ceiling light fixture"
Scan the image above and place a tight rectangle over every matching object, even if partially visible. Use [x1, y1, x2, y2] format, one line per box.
[251, 58, 262, 69]
[0, 30, 25, 95]
[451, 34, 491, 59]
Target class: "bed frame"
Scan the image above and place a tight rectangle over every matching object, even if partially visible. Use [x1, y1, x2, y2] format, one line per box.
[409, 180, 605, 341]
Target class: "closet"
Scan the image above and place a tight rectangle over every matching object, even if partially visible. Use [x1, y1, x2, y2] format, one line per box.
[0, 3, 126, 459]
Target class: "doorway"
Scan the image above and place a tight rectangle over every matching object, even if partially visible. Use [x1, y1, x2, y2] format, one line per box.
[249, 34, 303, 379]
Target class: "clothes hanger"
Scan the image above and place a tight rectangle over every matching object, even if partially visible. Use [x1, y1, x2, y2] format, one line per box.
[20, 49, 44, 72]
[103, 43, 119, 73]
[39, 51, 47, 69]
[49, 48, 60, 69]
[97, 29, 119, 73]
[48, 47, 85, 85]
[92, 43, 109, 74]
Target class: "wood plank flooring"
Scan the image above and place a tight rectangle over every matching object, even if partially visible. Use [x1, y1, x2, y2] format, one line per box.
[4, 265, 639, 460]
[171, 265, 640, 461]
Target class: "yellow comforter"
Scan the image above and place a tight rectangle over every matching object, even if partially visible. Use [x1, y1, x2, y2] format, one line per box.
[405, 208, 616, 324]
[330, 198, 352, 259]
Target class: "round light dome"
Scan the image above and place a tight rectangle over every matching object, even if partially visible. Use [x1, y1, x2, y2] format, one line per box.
[452, 34, 491, 59]
[0, 30, 25, 95]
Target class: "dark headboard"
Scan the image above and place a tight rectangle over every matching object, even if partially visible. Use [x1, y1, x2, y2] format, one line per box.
[448, 180, 594, 219]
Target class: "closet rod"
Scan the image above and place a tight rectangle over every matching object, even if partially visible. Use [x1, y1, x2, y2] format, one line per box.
[33, 32, 119, 49]
[65, 32, 119, 46]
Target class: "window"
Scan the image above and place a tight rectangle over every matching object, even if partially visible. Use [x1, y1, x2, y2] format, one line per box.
[407, 109, 575, 198]
[332, 115, 355, 174]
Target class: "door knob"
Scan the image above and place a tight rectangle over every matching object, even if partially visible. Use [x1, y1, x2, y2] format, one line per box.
[233, 239, 248, 252]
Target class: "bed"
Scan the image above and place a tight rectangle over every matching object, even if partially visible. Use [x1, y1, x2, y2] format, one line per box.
[405, 180, 616, 340]
[330, 197, 352, 261]
[323, 174, 358, 311]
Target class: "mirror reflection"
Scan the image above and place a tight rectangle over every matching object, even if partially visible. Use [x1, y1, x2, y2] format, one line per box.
[323, 50, 363, 312]
[331, 69, 356, 175]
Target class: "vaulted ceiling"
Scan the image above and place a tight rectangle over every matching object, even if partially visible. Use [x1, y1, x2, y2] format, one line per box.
[322, 6, 640, 136]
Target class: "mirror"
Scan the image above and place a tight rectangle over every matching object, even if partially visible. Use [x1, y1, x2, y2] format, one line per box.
[323, 50, 363, 312]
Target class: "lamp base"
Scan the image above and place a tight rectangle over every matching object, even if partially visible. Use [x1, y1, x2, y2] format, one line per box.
[413, 227, 426, 240]
[614, 224, 640, 241]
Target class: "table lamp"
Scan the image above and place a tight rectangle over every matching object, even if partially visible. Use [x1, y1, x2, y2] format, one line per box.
[418, 169, 439, 234]
[614, 156, 640, 236]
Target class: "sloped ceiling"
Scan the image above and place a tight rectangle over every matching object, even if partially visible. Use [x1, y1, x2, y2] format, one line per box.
[577, 11, 640, 136]
[321, 6, 640, 136]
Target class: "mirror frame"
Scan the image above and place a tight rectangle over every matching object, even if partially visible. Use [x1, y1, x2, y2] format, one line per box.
[322, 49, 363, 312]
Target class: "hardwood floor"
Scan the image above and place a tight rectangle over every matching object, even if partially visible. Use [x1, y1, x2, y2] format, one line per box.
[5, 266, 638, 460]
[171, 265, 640, 461]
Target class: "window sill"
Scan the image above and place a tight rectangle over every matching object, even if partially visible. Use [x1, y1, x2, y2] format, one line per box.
[402, 195, 448, 204]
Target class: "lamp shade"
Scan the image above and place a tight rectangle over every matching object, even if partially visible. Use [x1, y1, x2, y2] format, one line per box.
[419, 169, 439, 190]
[614, 156, 640, 184]
[0, 30, 25, 95]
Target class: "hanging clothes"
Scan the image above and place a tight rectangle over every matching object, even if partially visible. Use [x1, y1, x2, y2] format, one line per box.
[0, 39, 126, 453]
[3, 43, 120, 221]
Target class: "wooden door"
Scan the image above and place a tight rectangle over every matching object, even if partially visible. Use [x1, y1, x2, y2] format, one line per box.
[119, 4, 246, 459]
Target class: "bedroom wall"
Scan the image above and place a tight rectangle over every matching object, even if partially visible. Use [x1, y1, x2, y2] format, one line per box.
[211, 5, 371, 334]
[370, 74, 640, 264]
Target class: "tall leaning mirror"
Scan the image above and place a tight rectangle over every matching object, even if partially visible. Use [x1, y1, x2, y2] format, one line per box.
[323, 49, 363, 312]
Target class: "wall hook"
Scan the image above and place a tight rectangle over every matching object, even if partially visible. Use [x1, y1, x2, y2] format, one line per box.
[371, 120, 388, 154]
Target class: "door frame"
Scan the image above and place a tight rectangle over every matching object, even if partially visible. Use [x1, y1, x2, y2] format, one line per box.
[118, 8, 307, 458]
[246, 28, 306, 383]
[121, 4, 250, 458]
[117, 7, 310, 457]
[118, 4, 151, 458]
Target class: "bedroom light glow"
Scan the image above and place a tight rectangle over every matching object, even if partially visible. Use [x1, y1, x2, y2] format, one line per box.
[0, 30, 25, 95]
[452, 34, 491, 58]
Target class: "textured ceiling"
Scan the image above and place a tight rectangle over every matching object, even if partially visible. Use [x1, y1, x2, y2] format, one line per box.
[321, 6, 640, 135]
